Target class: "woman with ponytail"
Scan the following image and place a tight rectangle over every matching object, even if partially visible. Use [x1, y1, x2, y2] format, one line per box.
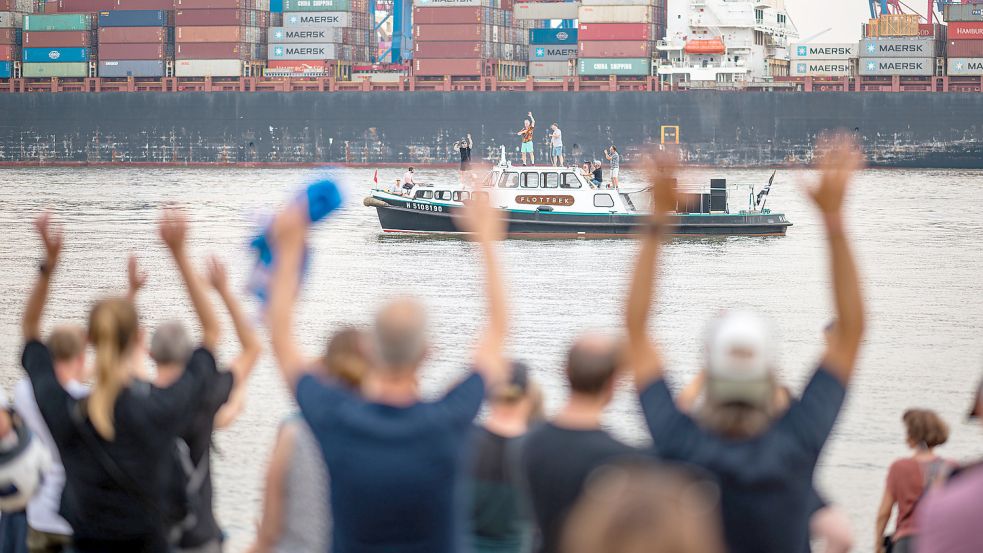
[21, 210, 222, 553]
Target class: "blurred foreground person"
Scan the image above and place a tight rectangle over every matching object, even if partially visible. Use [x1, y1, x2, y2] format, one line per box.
[519, 337, 637, 553]
[12, 326, 87, 553]
[0, 388, 50, 553]
[267, 190, 512, 553]
[917, 380, 983, 553]
[625, 137, 866, 553]
[20, 211, 224, 553]
[248, 328, 372, 553]
[562, 463, 725, 553]
[470, 362, 542, 553]
[874, 409, 951, 553]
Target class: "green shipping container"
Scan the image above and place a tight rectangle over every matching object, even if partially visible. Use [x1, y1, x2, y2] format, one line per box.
[23, 14, 92, 32]
[577, 57, 651, 76]
[22, 62, 89, 77]
[282, 0, 349, 11]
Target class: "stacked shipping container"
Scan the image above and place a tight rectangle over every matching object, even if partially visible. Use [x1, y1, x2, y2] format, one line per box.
[577, 0, 665, 77]
[265, 0, 371, 76]
[174, 0, 270, 76]
[789, 43, 856, 77]
[98, 10, 173, 77]
[413, 0, 531, 77]
[527, 26, 575, 78]
[944, 3, 983, 76]
[0, 0, 32, 78]
[859, 14, 936, 77]
[22, 14, 92, 77]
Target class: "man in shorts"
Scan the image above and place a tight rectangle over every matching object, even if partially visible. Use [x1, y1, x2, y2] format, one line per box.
[517, 112, 536, 166]
[604, 146, 620, 188]
[550, 124, 563, 167]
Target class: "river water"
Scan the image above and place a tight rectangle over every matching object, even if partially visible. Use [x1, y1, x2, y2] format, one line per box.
[1, 166, 982, 552]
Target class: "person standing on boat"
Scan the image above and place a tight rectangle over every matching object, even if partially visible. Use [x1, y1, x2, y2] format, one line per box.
[402, 167, 416, 195]
[550, 124, 563, 167]
[458, 135, 473, 172]
[604, 146, 620, 188]
[517, 112, 536, 166]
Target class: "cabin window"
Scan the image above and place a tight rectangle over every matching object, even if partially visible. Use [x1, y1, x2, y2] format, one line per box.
[452, 191, 470, 202]
[480, 174, 493, 188]
[521, 173, 539, 188]
[499, 172, 519, 188]
[561, 173, 582, 189]
[542, 173, 560, 189]
[594, 194, 615, 208]
[415, 190, 434, 200]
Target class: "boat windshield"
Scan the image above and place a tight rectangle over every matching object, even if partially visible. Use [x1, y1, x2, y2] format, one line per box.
[499, 172, 520, 188]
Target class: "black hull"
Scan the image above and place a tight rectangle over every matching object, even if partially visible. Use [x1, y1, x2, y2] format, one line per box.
[375, 203, 790, 237]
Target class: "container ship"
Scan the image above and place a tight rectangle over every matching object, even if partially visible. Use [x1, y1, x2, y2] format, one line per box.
[2, 0, 983, 167]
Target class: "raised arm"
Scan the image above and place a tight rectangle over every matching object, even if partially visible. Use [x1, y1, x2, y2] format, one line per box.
[808, 135, 866, 383]
[454, 179, 509, 387]
[267, 205, 310, 391]
[159, 208, 220, 351]
[208, 256, 262, 429]
[126, 254, 148, 303]
[528, 112, 535, 127]
[22, 213, 63, 343]
[467, 134, 473, 149]
[625, 152, 679, 390]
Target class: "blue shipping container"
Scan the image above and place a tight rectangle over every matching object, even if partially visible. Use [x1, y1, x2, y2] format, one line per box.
[0, 61, 12, 79]
[270, 0, 283, 12]
[529, 28, 578, 45]
[23, 47, 90, 63]
[97, 10, 168, 27]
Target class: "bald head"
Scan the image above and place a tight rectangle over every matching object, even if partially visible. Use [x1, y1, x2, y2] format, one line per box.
[374, 298, 428, 372]
[566, 334, 622, 395]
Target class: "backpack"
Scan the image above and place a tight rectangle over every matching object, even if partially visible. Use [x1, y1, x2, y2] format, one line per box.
[163, 438, 210, 545]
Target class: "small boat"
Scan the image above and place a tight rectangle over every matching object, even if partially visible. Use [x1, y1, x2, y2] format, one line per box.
[364, 150, 792, 238]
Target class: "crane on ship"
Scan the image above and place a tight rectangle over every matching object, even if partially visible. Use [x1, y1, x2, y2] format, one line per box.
[867, 0, 955, 25]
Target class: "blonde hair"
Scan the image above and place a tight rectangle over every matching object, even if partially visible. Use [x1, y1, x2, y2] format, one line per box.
[324, 327, 370, 389]
[87, 298, 139, 441]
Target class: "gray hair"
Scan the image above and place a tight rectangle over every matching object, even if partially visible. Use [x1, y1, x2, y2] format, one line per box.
[374, 300, 428, 371]
[150, 320, 193, 366]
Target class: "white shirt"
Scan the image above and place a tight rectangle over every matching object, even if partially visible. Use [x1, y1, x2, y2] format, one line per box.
[551, 128, 563, 147]
[402, 171, 415, 186]
[13, 377, 88, 535]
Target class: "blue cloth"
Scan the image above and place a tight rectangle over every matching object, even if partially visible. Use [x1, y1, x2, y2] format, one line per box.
[0, 511, 28, 553]
[296, 373, 485, 553]
[639, 367, 846, 553]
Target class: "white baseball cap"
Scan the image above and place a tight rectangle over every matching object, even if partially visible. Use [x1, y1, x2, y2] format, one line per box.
[704, 310, 776, 407]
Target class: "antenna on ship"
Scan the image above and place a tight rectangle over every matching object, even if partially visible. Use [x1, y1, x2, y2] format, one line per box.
[499, 145, 508, 168]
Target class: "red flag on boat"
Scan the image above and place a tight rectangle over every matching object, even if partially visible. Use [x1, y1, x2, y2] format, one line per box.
[373, 169, 378, 184]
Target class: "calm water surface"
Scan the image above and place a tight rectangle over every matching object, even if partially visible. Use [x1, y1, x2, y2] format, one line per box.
[1, 167, 982, 552]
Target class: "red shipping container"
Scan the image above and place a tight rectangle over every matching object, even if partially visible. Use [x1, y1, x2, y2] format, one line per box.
[0, 29, 20, 45]
[99, 42, 170, 60]
[176, 42, 244, 59]
[947, 39, 983, 57]
[44, 0, 60, 12]
[267, 60, 327, 72]
[174, 0, 253, 9]
[412, 6, 485, 25]
[115, 0, 175, 7]
[23, 31, 92, 48]
[175, 9, 267, 26]
[98, 27, 168, 44]
[176, 26, 248, 42]
[577, 23, 650, 42]
[57, 0, 119, 11]
[578, 40, 651, 58]
[413, 57, 485, 76]
[0, 44, 17, 61]
[414, 40, 487, 59]
[414, 24, 488, 42]
[949, 22, 983, 40]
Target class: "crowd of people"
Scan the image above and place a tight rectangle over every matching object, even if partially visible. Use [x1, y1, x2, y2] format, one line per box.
[0, 134, 981, 553]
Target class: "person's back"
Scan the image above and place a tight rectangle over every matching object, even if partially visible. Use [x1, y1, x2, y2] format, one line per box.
[274, 418, 329, 553]
[918, 463, 983, 553]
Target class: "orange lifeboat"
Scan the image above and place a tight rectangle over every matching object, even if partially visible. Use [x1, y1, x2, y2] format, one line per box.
[684, 38, 726, 54]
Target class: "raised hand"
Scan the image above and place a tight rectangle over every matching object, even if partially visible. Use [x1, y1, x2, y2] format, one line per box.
[34, 212, 63, 267]
[127, 254, 148, 296]
[206, 255, 229, 293]
[159, 207, 189, 253]
[642, 149, 681, 219]
[808, 133, 864, 216]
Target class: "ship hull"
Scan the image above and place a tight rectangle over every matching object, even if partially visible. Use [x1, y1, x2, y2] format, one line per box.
[2, 91, 983, 168]
[374, 198, 791, 237]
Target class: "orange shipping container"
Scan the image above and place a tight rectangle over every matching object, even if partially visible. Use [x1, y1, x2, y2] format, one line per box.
[0, 44, 17, 60]
[414, 57, 484, 76]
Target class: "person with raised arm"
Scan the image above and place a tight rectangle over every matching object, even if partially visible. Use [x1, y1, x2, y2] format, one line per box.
[627, 136, 866, 553]
[266, 187, 510, 553]
[20, 209, 223, 553]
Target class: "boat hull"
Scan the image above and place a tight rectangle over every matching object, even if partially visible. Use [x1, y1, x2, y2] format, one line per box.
[374, 197, 791, 237]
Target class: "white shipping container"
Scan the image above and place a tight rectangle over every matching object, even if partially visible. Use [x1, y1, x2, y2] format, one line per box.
[858, 57, 935, 76]
[578, 5, 652, 23]
[269, 27, 343, 43]
[859, 37, 935, 58]
[514, 2, 581, 20]
[268, 43, 338, 60]
[0, 11, 23, 28]
[174, 59, 243, 77]
[791, 43, 858, 60]
[528, 60, 573, 78]
[947, 57, 983, 76]
[528, 44, 578, 61]
[283, 12, 350, 27]
[944, 3, 983, 22]
[790, 59, 854, 76]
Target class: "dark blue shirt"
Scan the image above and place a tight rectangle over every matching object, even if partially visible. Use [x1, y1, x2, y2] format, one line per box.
[639, 367, 846, 553]
[297, 372, 485, 553]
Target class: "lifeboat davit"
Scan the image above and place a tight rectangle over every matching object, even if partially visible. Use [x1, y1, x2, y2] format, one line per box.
[684, 38, 726, 54]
